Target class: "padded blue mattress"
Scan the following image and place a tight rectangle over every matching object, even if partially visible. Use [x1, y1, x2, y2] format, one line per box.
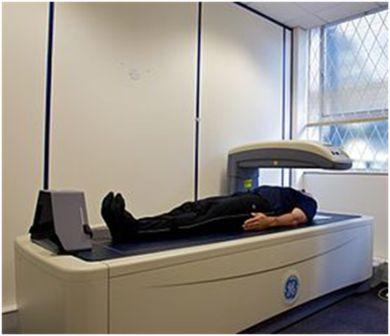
[72, 212, 360, 262]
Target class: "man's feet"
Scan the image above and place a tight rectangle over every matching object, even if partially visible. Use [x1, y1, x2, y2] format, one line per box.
[101, 192, 138, 243]
[101, 192, 114, 225]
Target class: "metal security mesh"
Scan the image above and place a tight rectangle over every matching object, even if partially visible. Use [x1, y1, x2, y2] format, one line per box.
[306, 9, 388, 172]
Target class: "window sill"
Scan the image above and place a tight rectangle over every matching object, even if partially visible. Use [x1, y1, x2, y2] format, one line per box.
[302, 170, 388, 176]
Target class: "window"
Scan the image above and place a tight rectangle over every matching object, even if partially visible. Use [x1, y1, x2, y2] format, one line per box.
[306, 9, 388, 172]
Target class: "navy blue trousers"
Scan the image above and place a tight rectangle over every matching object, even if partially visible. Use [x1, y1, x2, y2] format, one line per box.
[133, 192, 271, 236]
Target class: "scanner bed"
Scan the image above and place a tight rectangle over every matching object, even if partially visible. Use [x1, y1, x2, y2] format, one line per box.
[73, 212, 360, 262]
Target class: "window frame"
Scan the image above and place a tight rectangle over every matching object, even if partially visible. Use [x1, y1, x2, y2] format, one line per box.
[305, 7, 388, 173]
[312, 7, 388, 126]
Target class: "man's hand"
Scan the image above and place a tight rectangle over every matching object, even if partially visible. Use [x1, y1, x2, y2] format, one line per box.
[242, 213, 275, 231]
[242, 208, 308, 232]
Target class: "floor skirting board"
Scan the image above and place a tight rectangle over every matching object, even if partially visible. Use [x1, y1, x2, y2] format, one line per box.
[372, 260, 388, 286]
[3, 310, 19, 334]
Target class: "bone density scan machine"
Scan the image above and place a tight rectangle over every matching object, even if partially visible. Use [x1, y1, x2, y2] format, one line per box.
[15, 140, 373, 333]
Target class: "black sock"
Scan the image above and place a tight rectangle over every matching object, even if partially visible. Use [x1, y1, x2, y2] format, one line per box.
[101, 192, 114, 225]
[101, 191, 127, 242]
[110, 193, 138, 243]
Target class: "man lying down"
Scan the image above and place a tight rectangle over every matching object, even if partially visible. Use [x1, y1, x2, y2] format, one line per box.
[101, 186, 318, 243]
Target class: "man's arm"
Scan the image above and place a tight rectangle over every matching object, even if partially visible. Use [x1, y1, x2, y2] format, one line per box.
[242, 208, 308, 231]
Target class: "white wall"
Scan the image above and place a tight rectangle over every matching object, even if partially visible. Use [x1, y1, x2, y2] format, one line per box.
[2, 3, 48, 310]
[3, 3, 289, 310]
[199, 3, 285, 197]
[302, 173, 388, 259]
[50, 3, 197, 222]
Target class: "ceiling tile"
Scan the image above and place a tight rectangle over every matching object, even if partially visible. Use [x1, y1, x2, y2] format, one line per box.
[318, 2, 380, 23]
[286, 14, 327, 29]
[295, 2, 341, 14]
[247, 2, 308, 21]
[245, 2, 386, 29]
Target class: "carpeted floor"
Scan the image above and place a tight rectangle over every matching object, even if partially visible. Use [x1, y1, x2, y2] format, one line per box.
[276, 284, 388, 334]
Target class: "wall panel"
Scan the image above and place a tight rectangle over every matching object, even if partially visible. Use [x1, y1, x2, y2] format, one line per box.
[2, 3, 48, 309]
[50, 3, 197, 223]
[303, 173, 388, 259]
[199, 3, 284, 197]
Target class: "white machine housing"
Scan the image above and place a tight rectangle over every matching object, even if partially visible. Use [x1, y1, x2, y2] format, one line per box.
[15, 213, 373, 333]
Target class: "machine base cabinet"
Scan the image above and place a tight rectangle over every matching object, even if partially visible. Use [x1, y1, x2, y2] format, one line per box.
[15, 214, 373, 333]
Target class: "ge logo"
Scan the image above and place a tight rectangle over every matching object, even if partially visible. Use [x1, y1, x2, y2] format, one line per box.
[283, 274, 300, 304]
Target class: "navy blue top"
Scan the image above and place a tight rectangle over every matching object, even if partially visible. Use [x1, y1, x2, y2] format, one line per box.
[253, 186, 318, 221]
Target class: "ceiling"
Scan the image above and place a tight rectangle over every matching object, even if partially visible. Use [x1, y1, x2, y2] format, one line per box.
[245, 2, 388, 29]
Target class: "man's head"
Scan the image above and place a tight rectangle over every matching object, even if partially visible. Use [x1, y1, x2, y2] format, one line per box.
[300, 189, 313, 198]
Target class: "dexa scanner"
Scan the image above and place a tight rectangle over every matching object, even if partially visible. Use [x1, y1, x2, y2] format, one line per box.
[228, 140, 352, 193]
[15, 140, 373, 333]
